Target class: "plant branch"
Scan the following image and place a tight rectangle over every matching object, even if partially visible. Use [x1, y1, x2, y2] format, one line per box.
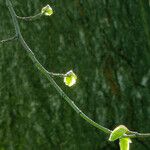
[6, 0, 111, 135]
[5, 0, 150, 139]
[124, 132, 150, 139]
[16, 13, 42, 21]
[0, 35, 17, 44]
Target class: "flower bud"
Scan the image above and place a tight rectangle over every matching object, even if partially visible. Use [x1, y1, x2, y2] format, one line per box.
[41, 5, 53, 16]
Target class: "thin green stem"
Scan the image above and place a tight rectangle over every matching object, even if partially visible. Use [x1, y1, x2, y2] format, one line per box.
[0, 35, 17, 44]
[48, 72, 65, 78]
[6, 0, 111, 135]
[16, 13, 42, 21]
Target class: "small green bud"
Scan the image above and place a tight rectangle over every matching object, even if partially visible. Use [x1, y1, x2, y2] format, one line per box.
[41, 5, 53, 16]
[109, 125, 128, 141]
[64, 70, 77, 87]
[119, 138, 132, 150]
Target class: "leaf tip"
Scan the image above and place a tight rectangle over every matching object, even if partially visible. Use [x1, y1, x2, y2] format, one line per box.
[109, 125, 129, 141]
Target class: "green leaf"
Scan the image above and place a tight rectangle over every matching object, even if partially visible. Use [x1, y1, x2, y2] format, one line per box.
[41, 5, 53, 16]
[109, 125, 128, 141]
[119, 138, 132, 150]
[64, 70, 77, 87]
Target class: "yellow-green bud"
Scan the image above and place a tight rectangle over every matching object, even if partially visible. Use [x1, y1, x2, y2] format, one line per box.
[64, 70, 77, 87]
[41, 5, 53, 16]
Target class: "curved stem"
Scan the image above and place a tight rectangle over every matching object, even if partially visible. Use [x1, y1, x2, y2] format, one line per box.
[5, 0, 150, 139]
[6, 0, 111, 135]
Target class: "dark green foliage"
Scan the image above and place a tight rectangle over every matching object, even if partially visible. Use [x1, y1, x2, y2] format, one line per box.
[0, 0, 150, 149]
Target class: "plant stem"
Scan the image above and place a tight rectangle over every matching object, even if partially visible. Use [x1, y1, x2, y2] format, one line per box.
[124, 132, 150, 139]
[16, 13, 42, 21]
[5, 0, 150, 139]
[48, 72, 65, 77]
[6, 0, 111, 135]
[0, 35, 17, 44]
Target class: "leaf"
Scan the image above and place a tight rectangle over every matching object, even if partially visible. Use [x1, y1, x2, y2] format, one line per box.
[41, 5, 53, 16]
[64, 70, 77, 87]
[119, 138, 132, 150]
[109, 125, 128, 141]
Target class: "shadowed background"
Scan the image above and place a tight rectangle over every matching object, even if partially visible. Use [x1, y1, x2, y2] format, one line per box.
[0, 0, 150, 149]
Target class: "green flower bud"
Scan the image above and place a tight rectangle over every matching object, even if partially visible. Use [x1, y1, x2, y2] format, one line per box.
[41, 5, 53, 16]
[64, 70, 77, 87]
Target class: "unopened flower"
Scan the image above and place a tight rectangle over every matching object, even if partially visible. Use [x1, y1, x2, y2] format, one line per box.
[64, 70, 77, 87]
[41, 5, 53, 16]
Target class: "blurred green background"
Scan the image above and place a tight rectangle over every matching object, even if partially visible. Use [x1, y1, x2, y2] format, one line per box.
[0, 0, 150, 149]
